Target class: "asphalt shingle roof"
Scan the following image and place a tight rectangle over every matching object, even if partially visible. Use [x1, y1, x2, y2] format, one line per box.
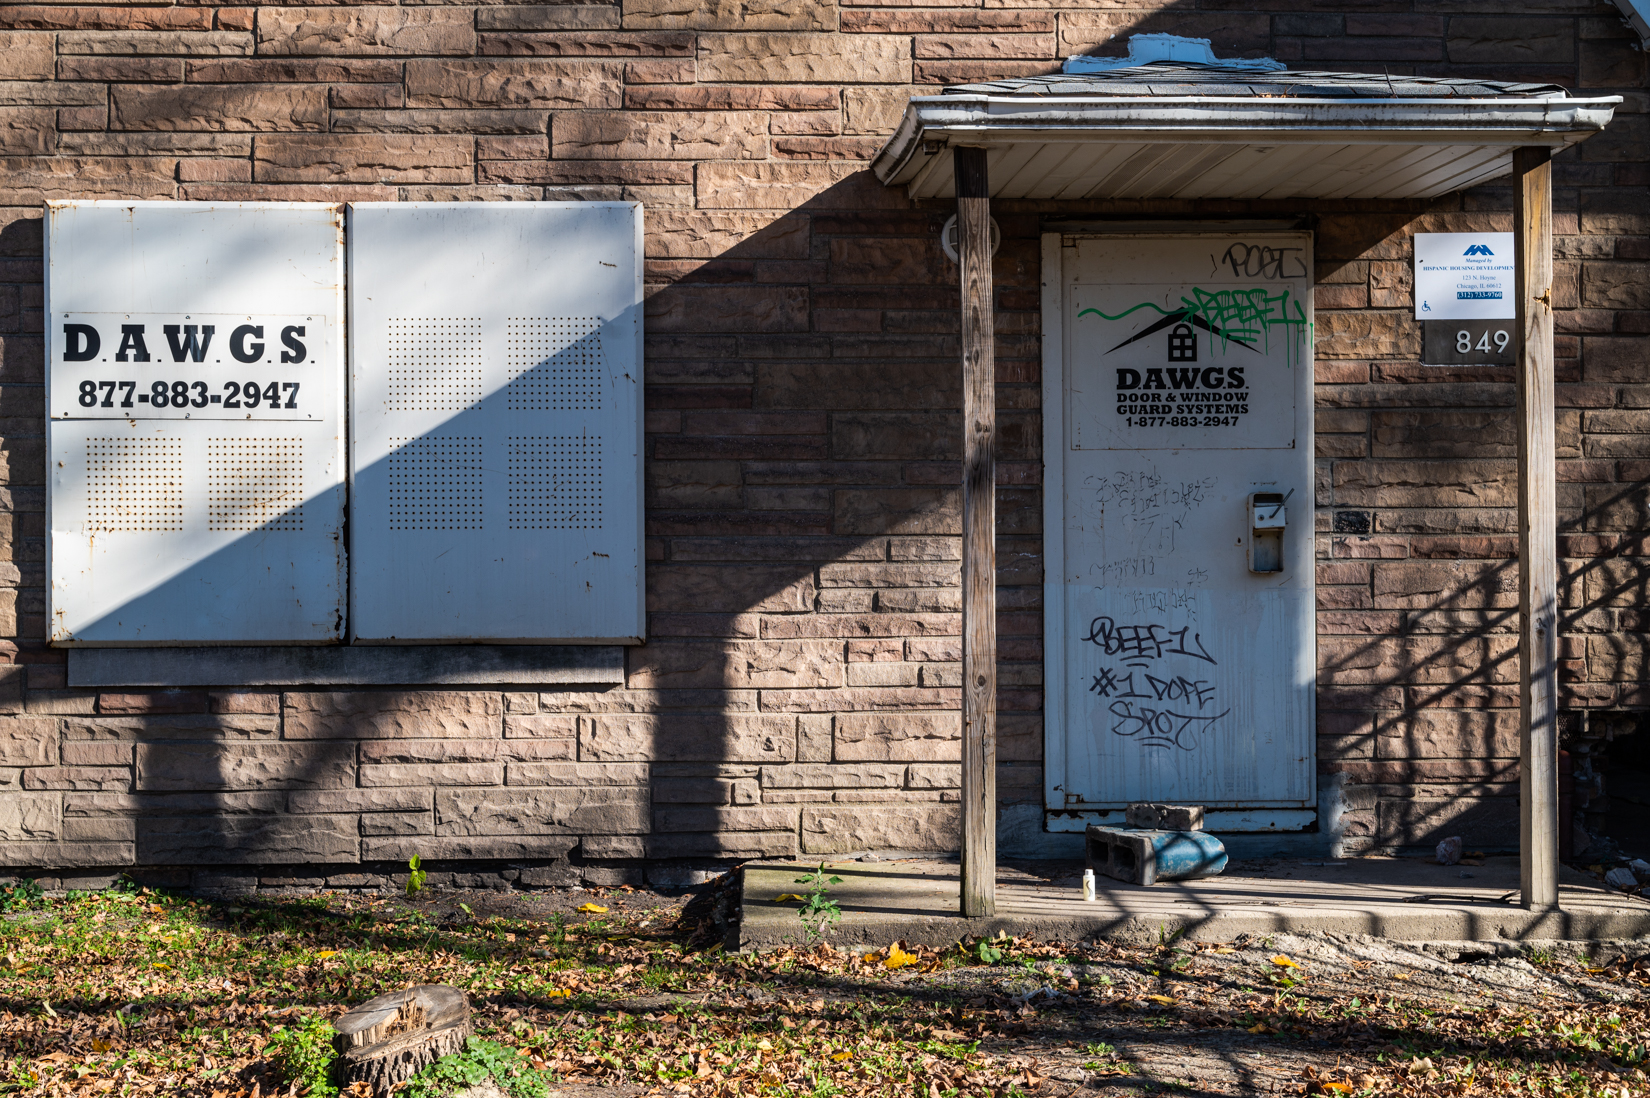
[943, 62, 1571, 100]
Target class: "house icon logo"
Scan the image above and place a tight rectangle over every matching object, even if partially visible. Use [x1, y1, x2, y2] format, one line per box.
[1463, 244, 1494, 256]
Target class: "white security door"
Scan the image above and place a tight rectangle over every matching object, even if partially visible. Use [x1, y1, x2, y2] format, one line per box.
[1044, 233, 1316, 825]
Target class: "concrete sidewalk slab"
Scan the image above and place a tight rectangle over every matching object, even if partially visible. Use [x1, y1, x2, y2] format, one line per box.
[738, 856, 1650, 950]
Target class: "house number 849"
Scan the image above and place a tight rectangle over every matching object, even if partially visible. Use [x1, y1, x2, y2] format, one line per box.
[1457, 329, 1511, 354]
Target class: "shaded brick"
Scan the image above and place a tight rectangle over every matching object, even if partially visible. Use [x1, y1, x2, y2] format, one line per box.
[698, 34, 911, 84]
[112, 84, 326, 132]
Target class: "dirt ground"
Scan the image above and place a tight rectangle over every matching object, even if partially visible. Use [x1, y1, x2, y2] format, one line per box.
[3, 869, 1648, 1097]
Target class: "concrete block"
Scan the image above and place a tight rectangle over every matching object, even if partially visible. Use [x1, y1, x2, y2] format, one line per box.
[1125, 804, 1205, 831]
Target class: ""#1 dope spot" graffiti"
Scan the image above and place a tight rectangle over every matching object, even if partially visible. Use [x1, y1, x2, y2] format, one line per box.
[1116, 365, 1249, 426]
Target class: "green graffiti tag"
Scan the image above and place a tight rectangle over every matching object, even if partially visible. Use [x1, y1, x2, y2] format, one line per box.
[1079, 287, 1312, 367]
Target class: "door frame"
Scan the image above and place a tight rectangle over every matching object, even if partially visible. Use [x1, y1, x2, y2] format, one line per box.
[1039, 229, 1320, 834]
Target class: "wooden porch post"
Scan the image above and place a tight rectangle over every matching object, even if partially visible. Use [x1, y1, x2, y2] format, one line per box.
[955, 145, 997, 917]
[1514, 146, 1559, 911]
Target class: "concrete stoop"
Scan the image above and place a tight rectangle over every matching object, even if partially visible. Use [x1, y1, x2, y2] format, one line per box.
[737, 855, 1650, 950]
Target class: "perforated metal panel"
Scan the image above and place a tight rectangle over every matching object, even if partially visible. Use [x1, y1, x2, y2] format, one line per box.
[47, 201, 346, 645]
[348, 203, 643, 644]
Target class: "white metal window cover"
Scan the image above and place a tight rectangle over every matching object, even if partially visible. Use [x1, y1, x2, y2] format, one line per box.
[347, 203, 643, 645]
[872, 64, 1621, 201]
[46, 201, 346, 646]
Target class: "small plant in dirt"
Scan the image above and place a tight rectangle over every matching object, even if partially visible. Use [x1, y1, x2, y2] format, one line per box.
[401, 1038, 554, 1098]
[266, 1014, 339, 1098]
[406, 854, 428, 896]
[791, 864, 844, 944]
[0, 878, 45, 912]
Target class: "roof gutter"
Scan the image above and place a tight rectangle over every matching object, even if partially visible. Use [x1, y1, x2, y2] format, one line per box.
[873, 93, 1623, 189]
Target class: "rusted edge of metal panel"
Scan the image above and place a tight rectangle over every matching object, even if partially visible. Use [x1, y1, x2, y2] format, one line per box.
[67, 644, 625, 687]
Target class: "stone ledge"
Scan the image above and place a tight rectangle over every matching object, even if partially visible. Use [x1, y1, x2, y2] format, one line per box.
[66, 645, 626, 688]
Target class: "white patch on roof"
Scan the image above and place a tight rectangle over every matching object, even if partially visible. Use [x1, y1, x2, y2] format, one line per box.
[1064, 33, 1286, 75]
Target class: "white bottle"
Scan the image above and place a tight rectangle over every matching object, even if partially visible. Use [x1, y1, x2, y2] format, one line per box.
[1082, 868, 1097, 902]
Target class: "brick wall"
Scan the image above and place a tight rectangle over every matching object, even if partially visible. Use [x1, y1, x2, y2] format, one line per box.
[0, 0, 1645, 881]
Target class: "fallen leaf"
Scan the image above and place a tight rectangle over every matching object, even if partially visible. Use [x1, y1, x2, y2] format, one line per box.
[1212, 947, 1237, 954]
[831, 1051, 853, 1062]
[1270, 955, 1302, 969]
[1146, 994, 1176, 1006]
[884, 944, 919, 970]
[577, 903, 608, 913]
[1247, 1023, 1268, 1034]
[314, 951, 339, 960]
[772, 894, 806, 904]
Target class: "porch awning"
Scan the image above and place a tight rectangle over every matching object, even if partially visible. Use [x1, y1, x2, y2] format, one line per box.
[871, 62, 1621, 201]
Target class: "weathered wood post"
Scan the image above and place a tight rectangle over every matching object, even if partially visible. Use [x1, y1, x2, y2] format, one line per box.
[1514, 145, 1559, 911]
[955, 144, 997, 917]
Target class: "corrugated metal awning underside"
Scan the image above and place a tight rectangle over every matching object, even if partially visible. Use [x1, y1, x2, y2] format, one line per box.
[873, 66, 1621, 201]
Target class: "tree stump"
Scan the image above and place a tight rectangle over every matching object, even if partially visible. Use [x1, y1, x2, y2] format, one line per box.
[333, 985, 471, 1096]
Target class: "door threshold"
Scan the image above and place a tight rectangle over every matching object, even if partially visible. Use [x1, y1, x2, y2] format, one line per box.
[1047, 809, 1317, 833]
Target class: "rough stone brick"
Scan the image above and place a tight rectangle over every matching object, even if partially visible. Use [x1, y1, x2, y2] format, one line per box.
[1372, 560, 1517, 609]
[835, 488, 961, 536]
[623, 0, 836, 31]
[554, 110, 767, 159]
[22, 767, 128, 792]
[112, 85, 326, 132]
[336, 110, 550, 136]
[363, 835, 579, 861]
[914, 34, 1054, 59]
[646, 565, 814, 612]
[484, 31, 694, 57]
[1370, 412, 1514, 459]
[801, 803, 957, 853]
[59, 31, 253, 56]
[696, 33, 910, 84]
[254, 134, 474, 184]
[358, 739, 504, 765]
[695, 160, 872, 208]
[654, 804, 797, 831]
[646, 285, 809, 332]
[503, 713, 578, 738]
[834, 711, 959, 760]
[761, 761, 903, 788]
[62, 815, 134, 843]
[906, 763, 959, 789]
[360, 763, 502, 787]
[138, 815, 358, 864]
[61, 741, 130, 767]
[1334, 461, 1514, 509]
[0, 715, 52, 766]
[62, 714, 278, 743]
[582, 713, 795, 762]
[435, 787, 648, 835]
[360, 812, 433, 837]
[478, 7, 621, 32]
[0, 790, 58, 840]
[178, 158, 252, 183]
[62, 57, 186, 82]
[284, 692, 503, 740]
[0, 33, 53, 80]
[771, 109, 841, 136]
[256, 8, 475, 57]
[646, 211, 808, 258]
[628, 641, 845, 689]
[1581, 263, 1650, 310]
[185, 59, 404, 83]
[1375, 795, 1516, 848]
[405, 60, 625, 109]
[505, 762, 649, 785]
[1446, 17, 1575, 64]
[847, 662, 919, 686]
[136, 743, 355, 792]
[0, 156, 176, 202]
[288, 788, 431, 814]
[1375, 708, 1518, 759]
[628, 85, 838, 111]
[644, 830, 797, 858]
